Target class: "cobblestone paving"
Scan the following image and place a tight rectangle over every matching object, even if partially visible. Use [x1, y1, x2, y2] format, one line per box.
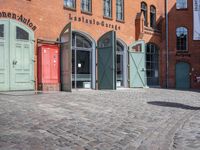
[0, 89, 199, 150]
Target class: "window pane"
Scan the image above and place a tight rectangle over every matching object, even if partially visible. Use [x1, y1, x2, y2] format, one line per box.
[64, 0, 75, 8]
[82, 0, 91, 12]
[0, 25, 4, 37]
[176, 0, 187, 9]
[116, 0, 124, 20]
[141, 2, 147, 26]
[176, 27, 187, 51]
[150, 6, 156, 28]
[16, 27, 29, 40]
[104, 0, 112, 18]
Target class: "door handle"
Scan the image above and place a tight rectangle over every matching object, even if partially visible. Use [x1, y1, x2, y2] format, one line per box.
[13, 60, 17, 66]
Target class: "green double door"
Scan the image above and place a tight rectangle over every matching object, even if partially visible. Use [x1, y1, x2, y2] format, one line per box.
[0, 20, 34, 91]
[129, 41, 147, 88]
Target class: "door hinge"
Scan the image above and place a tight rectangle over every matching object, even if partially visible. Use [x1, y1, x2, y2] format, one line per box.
[32, 59, 36, 62]
[31, 80, 36, 83]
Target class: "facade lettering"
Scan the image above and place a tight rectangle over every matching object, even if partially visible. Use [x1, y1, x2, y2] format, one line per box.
[0, 11, 37, 31]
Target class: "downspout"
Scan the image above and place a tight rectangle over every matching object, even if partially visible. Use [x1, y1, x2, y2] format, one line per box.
[165, 0, 169, 88]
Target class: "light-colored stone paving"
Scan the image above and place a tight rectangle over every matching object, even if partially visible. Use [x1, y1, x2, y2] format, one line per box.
[0, 89, 199, 150]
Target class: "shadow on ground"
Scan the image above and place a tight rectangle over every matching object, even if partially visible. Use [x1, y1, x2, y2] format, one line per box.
[147, 101, 200, 110]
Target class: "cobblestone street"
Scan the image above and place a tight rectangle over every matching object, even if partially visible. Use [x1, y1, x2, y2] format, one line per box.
[0, 89, 200, 150]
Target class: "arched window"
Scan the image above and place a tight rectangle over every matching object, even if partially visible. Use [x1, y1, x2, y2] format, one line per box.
[72, 33, 93, 88]
[116, 0, 124, 21]
[81, 0, 92, 13]
[150, 5, 156, 28]
[64, 0, 76, 9]
[141, 2, 147, 26]
[104, 0, 112, 18]
[176, 27, 188, 51]
[176, 0, 187, 9]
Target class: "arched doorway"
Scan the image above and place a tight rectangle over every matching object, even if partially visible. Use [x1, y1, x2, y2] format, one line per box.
[0, 19, 34, 91]
[176, 62, 190, 89]
[72, 32, 95, 89]
[116, 40, 128, 88]
[146, 43, 159, 86]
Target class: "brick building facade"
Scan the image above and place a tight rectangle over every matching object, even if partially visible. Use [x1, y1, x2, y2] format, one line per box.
[0, 0, 199, 91]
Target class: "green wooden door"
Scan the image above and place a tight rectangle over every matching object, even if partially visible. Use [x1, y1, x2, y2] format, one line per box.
[176, 62, 190, 89]
[0, 19, 34, 91]
[129, 40, 147, 88]
[97, 31, 116, 90]
[60, 23, 72, 92]
[0, 20, 9, 91]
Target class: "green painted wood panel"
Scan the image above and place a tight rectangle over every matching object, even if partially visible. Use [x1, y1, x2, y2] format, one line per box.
[176, 62, 190, 89]
[0, 19, 34, 91]
[9, 20, 34, 90]
[97, 31, 116, 90]
[0, 20, 9, 91]
[129, 40, 147, 88]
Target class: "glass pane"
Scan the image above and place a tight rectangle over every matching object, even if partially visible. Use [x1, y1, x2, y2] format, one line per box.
[0, 25, 4, 37]
[64, 0, 75, 8]
[16, 27, 29, 40]
[76, 50, 91, 88]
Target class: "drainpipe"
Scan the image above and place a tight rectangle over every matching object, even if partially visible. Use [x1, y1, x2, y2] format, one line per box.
[165, 0, 169, 88]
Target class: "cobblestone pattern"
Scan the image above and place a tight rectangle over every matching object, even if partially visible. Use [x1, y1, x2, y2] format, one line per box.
[0, 89, 199, 150]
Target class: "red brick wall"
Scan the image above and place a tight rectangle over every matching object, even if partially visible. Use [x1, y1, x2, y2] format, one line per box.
[167, 0, 200, 89]
[0, 0, 168, 89]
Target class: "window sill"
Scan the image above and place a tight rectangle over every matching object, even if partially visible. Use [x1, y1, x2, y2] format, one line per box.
[116, 19, 125, 23]
[81, 10, 92, 16]
[176, 8, 188, 11]
[176, 50, 188, 53]
[103, 16, 113, 21]
[63, 6, 76, 12]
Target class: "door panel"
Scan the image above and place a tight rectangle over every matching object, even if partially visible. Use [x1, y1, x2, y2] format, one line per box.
[60, 23, 72, 92]
[9, 20, 34, 90]
[0, 20, 9, 91]
[176, 62, 190, 89]
[129, 40, 147, 88]
[97, 31, 116, 90]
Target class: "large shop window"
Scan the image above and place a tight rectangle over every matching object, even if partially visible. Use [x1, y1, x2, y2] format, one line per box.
[176, 0, 187, 9]
[141, 2, 147, 26]
[0, 25, 4, 37]
[150, 5, 156, 28]
[146, 43, 159, 86]
[72, 33, 93, 89]
[176, 27, 188, 51]
[81, 0, 92, 13]
[64, 0, 76, 9]
[104, 0, 112, 18]
[116, 0, 124, 21]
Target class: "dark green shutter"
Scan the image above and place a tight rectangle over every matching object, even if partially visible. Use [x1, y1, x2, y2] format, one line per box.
[60, 23, 72, 92]
[97, 31, 116, 90]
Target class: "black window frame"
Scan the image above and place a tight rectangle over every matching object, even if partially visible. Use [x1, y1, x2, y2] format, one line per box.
[150, 5, 156, 28]
[176, 27, 188, 51]
[116, 0, 124, 22]
[103, 0, 112, 19]
[141, 2, 148, 26]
